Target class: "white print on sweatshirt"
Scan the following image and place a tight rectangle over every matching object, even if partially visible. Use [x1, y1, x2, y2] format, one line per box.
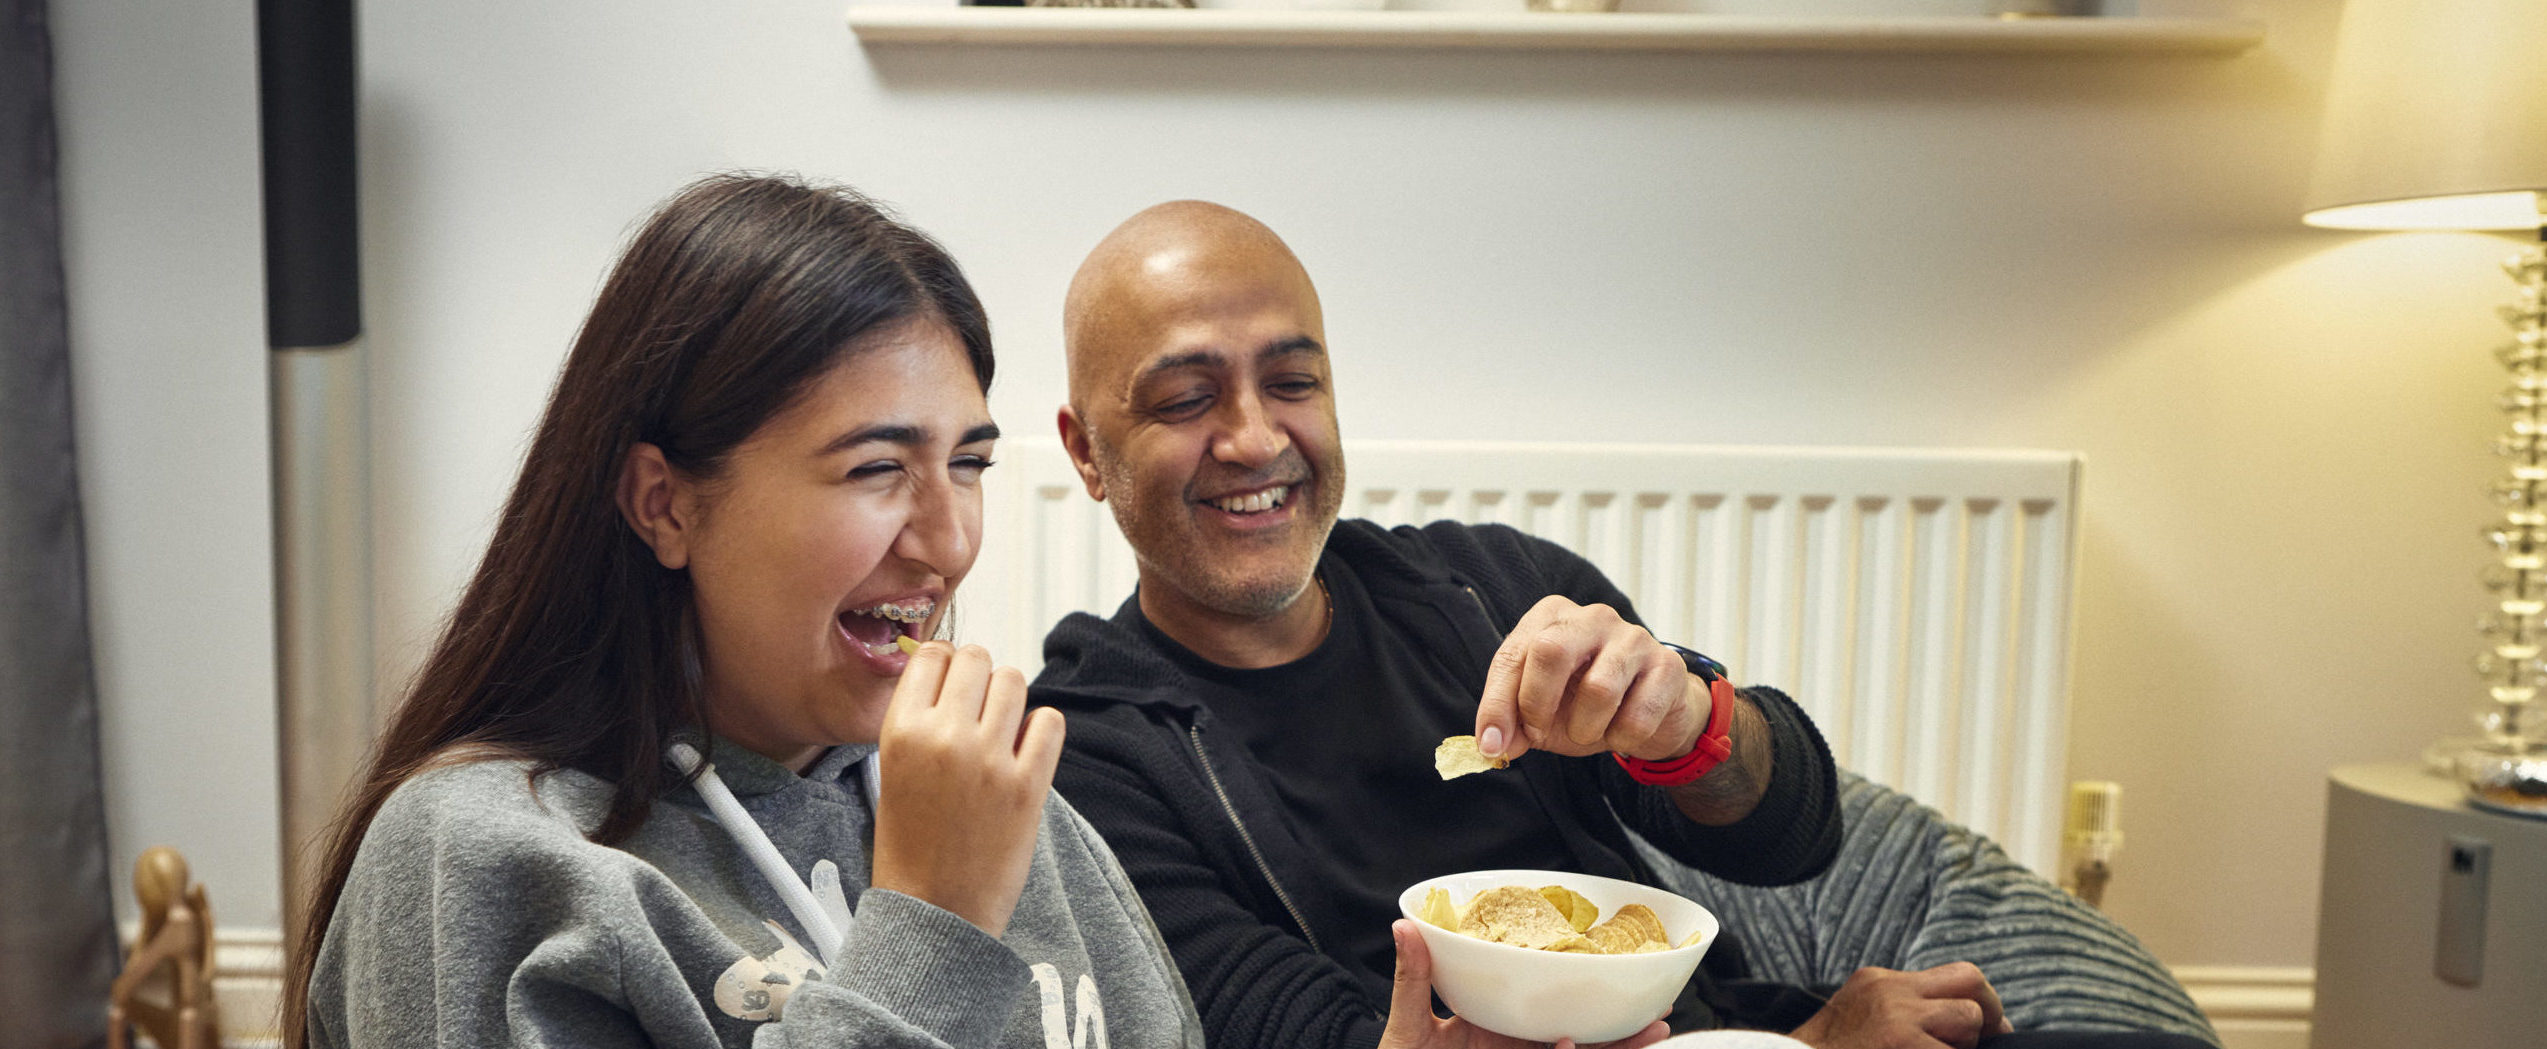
[713, 922, 825, 1021]
[710, 919, 1112, 1048]
[1032, 963, 1108, 1049]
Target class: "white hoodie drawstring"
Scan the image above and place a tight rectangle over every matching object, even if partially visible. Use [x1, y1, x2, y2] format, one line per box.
[665, 742, 865, 968]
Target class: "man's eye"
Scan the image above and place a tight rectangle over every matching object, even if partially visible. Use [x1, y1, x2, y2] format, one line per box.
[1268, 379, 1321, 399]
[849, 461, 903, 480]
[1155, 396, 1210, 420]
[952, 455, 996, 476]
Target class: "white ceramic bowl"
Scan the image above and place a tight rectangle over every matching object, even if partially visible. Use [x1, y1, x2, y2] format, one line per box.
[1397, 869, 1719, 1043]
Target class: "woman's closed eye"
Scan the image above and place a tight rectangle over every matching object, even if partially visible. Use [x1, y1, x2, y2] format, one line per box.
[849, 454, 994, 483]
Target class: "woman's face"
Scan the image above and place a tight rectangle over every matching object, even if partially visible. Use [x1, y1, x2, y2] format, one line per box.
[675, 321, 995, 770]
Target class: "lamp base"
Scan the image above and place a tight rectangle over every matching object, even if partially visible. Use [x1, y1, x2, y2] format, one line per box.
[2451, 738, 2547, 818]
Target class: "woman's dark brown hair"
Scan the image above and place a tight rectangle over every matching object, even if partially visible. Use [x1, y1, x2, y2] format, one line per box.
[280, 173, 992, 1046]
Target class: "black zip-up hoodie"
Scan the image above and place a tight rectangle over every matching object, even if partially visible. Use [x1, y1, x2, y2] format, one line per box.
[1030, 520, 1842, 1049]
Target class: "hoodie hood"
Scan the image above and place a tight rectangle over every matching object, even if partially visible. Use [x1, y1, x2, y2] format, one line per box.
[1034, 604, 1207, 713]
[675, 736, 875, 799]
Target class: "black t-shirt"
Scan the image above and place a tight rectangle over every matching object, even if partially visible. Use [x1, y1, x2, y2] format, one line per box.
[1131, 549, 1577, 990]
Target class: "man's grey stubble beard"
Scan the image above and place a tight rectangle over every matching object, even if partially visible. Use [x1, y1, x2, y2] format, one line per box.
[1092, 444, 1336, 621]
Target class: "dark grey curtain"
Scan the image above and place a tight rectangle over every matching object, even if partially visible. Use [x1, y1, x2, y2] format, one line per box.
[1, 0, 122, 1046]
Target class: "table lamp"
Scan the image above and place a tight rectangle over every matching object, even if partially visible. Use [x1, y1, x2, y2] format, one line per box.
[2303, 0, 2547, 818]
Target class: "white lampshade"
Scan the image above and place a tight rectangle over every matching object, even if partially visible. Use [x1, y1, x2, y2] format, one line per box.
[2303, 0, 2547, 232]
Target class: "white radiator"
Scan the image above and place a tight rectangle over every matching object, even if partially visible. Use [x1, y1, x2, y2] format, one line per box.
[968, 438, 2083, 876]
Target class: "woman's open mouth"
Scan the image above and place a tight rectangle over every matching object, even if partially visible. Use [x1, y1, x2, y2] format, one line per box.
[837, 597, 934, 658]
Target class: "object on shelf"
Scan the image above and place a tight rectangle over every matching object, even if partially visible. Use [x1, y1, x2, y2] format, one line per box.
[844, 7, 2269, 54]
[1387, 0, 1527, 10]
[1530, 0, 1620, 12]
[1992, 0, 2086, 15]
[1197, 0, 1386, 8]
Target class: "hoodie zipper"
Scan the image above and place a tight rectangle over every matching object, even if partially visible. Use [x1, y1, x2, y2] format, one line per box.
[1186, 723, 1324, 956]
[1462, 586, 1503, 667]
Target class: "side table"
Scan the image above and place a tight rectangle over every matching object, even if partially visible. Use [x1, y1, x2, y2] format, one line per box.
[2309, 762, 2543, 1048]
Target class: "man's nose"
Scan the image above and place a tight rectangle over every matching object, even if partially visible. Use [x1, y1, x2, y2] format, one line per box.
[1211, 390, 1286, 468]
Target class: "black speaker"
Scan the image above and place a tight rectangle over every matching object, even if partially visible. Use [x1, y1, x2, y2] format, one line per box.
[257, 0, 359, 350]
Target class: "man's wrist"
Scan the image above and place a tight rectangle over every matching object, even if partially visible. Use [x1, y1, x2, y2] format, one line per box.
[1652, 642, 1728, 759]
[1615, 658, 1735, 786]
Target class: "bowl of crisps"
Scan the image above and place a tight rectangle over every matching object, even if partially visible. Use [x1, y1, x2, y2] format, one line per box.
[1397, 869, 1719, 1043]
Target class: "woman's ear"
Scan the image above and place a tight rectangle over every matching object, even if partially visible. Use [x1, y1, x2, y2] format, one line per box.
[616, 442, 691, 569]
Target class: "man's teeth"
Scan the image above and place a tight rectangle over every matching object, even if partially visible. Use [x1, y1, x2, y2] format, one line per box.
[1211, 486, 1289, 514]
[849, 599, 934, 624]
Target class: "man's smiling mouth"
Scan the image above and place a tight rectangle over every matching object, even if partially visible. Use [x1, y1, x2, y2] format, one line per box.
[1206, 485, 1290, 515]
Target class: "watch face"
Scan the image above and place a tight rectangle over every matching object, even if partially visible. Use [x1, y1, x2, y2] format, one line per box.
[1662, 641, 1727, 684]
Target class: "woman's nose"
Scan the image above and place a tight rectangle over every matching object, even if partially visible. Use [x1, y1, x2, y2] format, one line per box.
[897, 475, 974, 575]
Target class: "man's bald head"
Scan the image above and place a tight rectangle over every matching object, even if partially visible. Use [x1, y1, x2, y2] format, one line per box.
[1063, 201, 1323, 411]
[1053, 201, 1345, 653]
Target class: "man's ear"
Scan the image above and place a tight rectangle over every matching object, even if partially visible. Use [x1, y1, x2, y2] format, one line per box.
[1056, 405, 1106, 503]
[615, 442, 691, 569]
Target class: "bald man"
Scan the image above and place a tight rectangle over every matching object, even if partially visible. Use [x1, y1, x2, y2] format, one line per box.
[1026, 204, 2206, 1049]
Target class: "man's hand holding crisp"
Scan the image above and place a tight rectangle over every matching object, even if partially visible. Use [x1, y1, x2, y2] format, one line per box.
[1475, 596, 1707, 763]
[1788, 964, 2015, 1049]
[871, 641, 1067, 940]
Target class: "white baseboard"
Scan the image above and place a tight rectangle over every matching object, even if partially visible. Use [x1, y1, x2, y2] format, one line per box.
[213, 927, 285, 1047]
[200, 928, 2315, 1049]
[2174, 965, 2313, 1049]
[118, 925, 285, 1048]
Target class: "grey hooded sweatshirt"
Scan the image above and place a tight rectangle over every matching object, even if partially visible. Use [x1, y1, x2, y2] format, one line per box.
[307, 739, 1204, 1049]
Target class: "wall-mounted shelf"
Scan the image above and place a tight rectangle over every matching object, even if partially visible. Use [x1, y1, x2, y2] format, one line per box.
[844, 8, 2267, 55]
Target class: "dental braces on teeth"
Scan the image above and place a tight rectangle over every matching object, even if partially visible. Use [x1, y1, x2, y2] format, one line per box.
[854, 600, 933, 624]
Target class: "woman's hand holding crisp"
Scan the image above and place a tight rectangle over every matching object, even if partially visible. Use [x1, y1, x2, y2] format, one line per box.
[870, 641, 1066, 939]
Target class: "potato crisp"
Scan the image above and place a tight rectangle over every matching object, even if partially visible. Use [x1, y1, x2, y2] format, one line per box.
[1418, 883, 1691, 955]
[1433, 735, 1509, 780]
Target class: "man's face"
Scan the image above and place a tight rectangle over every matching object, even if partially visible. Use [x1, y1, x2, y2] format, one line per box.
[1071, 260, 1345, 622]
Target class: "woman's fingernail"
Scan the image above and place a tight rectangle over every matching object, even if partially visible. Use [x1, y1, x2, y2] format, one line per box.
[1479, 725, 1504, 757]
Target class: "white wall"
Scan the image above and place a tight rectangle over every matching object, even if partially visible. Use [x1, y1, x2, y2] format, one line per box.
[55, 0, 279, 932]
[59, 0, 2502, 982]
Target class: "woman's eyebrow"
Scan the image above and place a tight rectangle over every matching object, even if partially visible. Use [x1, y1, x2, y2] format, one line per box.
[817, 424, 922, 456]
[817, 421, 1002, 457]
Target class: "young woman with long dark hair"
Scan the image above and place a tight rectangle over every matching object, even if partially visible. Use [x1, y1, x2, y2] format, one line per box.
[284, 174, 1201, 1048]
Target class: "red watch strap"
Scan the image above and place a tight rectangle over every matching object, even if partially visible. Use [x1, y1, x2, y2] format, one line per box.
[1614, 677, 1736, 787]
